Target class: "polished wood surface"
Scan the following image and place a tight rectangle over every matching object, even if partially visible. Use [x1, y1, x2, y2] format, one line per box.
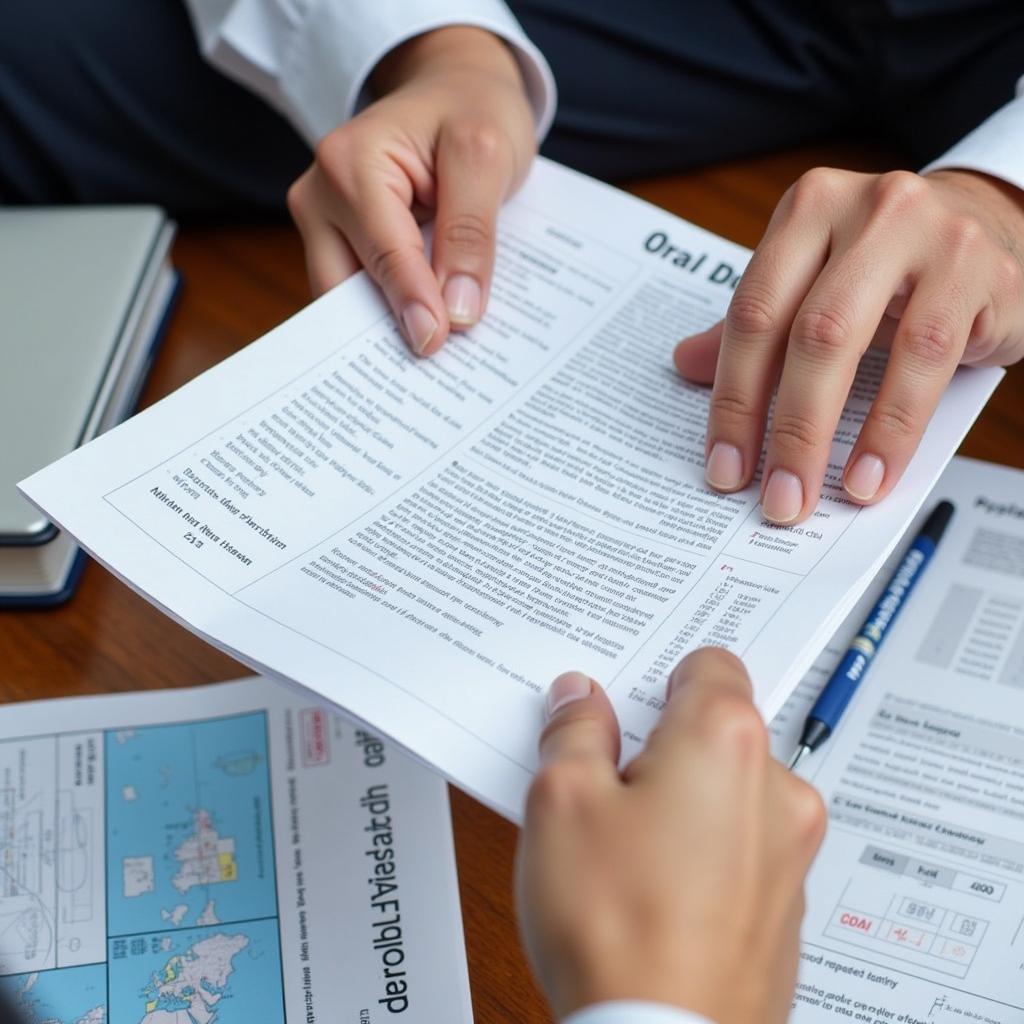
[2, 145, 1021, 1023]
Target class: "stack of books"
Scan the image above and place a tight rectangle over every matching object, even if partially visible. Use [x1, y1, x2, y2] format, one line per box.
[0, 207, 179, 606]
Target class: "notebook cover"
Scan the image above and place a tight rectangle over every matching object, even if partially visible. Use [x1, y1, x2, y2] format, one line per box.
[0, 207, 168, 544]
[0, 270, 182, 608]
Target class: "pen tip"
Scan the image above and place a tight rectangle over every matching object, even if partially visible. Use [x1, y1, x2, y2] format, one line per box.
[788, 745, 809, 772]
[922, 501, 955, 544]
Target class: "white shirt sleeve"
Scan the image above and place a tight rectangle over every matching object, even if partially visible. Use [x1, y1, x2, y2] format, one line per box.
[563, 1001, 711, 1024]
[922, 74, 1024, 191]
[181, 0, 556, 146]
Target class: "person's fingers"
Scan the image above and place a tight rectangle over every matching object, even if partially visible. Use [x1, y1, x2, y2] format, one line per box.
[302, 226, 361, 296]
[961, 251, 1024, 368]
[432, 120, 513, 330]
[759, 243, 910, 525]
[673, 320, 723, 385]
[630, 648, 762, 779]
[316, 137, 450, 357]
[703, 171, 836, 495]
[785, 775, 829, 868]
[842, 271, 979, 503]
[537, 671, 622, 774]
[664, 646, 755, 722]
[344, 189, 450, 355]
[287, 173, 361, 295]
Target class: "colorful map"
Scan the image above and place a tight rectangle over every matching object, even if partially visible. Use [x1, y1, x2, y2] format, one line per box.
[108, 921, 282, 1023]
[105, 713, 276, 936]
[0, 712, 284, 1024]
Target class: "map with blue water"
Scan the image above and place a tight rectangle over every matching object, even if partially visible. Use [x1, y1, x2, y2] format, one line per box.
[0, 711, 285, 1023]
[1, 964, 105, 1024]
[108, 920, 282, 1023]
[106, 712, 277, 936]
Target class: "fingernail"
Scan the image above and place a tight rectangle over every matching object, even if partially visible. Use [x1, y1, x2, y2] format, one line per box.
[546, 671, 592, 718]
[443, 274, 481, 326]
[705, 442, 743, 491]
[401, 301, 438, 355]
[762, 469, 803, 524]
[845, 453, 885, 501]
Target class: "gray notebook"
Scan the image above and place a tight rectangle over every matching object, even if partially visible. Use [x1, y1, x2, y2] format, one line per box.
[0, 206, 176, 603]
[0, 206, 174, 542]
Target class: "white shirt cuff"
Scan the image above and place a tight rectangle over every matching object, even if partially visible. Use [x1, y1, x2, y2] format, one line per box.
[922, 77, 1024, 192]
[563, 1001, 711, 1024]
[192, 0, 556, 147]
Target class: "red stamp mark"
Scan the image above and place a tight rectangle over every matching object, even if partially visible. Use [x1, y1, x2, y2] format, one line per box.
[300, 707, 330, 766]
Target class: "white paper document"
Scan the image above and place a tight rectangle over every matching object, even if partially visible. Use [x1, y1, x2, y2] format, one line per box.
[20, 158, 1002, 821]
[771, 457, 1024, 1024]
[0, 678, 471, 1024]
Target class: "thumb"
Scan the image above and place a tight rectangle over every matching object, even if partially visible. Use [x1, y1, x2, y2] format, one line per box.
[538, 671, 622, 771]
[674, 319, 725, 384]
[432, 120, 513, 331]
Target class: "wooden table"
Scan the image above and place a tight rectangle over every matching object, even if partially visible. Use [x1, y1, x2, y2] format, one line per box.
[2, 145, 1021, 1023]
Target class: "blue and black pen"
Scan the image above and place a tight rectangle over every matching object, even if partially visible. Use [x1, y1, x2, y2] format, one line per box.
[788, 499, 955, 772]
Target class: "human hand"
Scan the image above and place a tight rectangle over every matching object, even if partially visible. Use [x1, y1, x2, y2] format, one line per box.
[675, 168, 1024, 524]
[286, 26, 536, 355]
[516, 648, 826, 1024]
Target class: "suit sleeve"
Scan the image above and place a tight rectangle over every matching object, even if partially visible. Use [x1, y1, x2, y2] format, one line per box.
[922, 74, 1024, 191]
[181, 0, 556, 145]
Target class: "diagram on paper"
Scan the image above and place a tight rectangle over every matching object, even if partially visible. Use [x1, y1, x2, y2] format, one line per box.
[0, 733, 102, 975]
